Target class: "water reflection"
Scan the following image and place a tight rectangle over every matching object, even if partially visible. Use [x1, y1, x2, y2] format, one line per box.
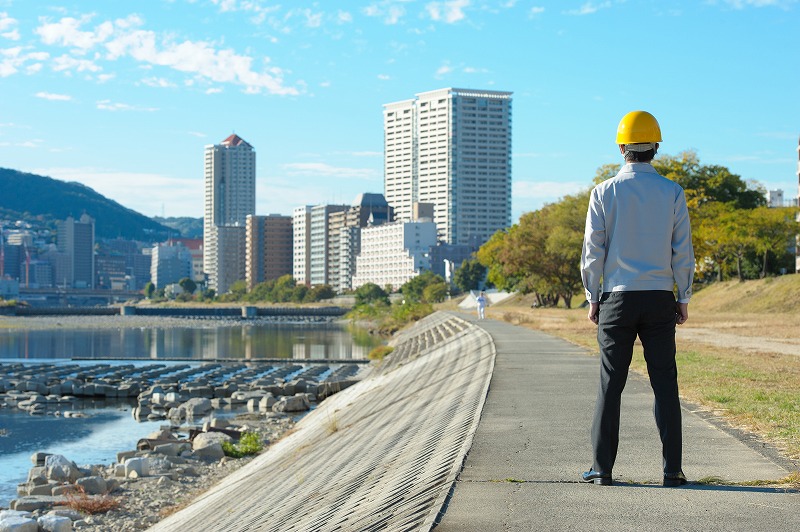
[0, 322, 382, 360]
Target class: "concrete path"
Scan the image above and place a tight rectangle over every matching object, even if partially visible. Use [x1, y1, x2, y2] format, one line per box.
[436, 315, 799, 532]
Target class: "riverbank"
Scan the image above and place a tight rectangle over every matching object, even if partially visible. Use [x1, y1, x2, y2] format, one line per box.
[2, 411, 296, 531]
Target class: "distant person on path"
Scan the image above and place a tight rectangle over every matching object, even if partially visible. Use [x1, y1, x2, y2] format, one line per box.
[476, 291, 487, 320]
[580, 111, 695, 487]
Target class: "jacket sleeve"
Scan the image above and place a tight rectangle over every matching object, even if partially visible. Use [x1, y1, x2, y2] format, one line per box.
[581, 187, 605, 302]
[671, 188, 695, 302]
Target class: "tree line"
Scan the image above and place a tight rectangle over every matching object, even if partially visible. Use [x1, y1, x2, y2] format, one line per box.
[476, 151, 799, 308]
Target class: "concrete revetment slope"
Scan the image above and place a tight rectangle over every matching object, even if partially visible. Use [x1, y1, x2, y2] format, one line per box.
[149, 312, 495, 531]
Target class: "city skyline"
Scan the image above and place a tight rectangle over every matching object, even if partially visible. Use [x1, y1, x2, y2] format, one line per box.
[0, 1, 798, 223]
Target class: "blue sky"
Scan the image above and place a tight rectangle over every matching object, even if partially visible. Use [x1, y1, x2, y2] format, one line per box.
[0, 0, 798, 222]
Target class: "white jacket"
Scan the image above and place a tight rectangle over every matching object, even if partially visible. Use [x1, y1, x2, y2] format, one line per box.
[581, 163, 695, 303]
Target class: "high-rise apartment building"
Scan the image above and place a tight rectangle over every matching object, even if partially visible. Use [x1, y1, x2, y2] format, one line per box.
[293, 206, 313, 286]
[246, 214, 293, 289]
[56, 214, 95, 289]
[384, 88, 512, 246]
[203, 134, 256, 294]
[151, 241, 192, 289]
[309, 204, 348, 286]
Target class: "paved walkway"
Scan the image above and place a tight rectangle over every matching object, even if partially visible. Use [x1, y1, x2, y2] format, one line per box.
[436, 315, 799, 531]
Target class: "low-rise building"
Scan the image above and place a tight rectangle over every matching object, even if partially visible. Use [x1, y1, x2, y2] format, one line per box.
[352, 220, 438, 291]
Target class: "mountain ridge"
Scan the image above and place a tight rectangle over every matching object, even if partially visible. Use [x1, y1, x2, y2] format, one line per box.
[0, 167, 177, 241]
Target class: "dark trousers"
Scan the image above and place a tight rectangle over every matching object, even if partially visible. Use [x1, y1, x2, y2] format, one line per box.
[591, 291, 682, 475]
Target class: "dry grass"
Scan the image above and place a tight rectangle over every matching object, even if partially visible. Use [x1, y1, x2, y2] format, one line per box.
[65, 486, 120, 515]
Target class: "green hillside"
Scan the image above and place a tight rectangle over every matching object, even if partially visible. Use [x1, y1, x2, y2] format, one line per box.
[0, 167, 176, 241]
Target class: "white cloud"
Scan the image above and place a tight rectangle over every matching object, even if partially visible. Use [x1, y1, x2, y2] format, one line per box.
[35, 91, 72, 101]
[141, 76, 176, 88]
[719, 0, 793, 7]
[2, 29, 19, 40]
[530, 6, 546, 16]
[33, 14, 299, 95]
[363, 3, 406, 25]
[35, 15, 117, 51]
[205, 87, 223, 94]
[377, 73, 390, 80]
[563, 1, 612, 15]
[426, 0, 470, 23]
[337, 10, 353, 23]
[435, 63, 453, 77]
[282, 162, 380, 180]
[188, 131, 206, 138]
[0, 47, 50, 77]
[463, 66, 488, 74]
[52, 54, 101, 73]
[0, 11, 18, 32]
[96, 99, 158, 112]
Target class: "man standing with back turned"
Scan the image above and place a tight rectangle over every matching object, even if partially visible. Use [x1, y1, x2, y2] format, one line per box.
[580, 111, 695, 487]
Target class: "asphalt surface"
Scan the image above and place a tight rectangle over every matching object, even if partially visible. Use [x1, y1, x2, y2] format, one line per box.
[435, 314, 799, 532]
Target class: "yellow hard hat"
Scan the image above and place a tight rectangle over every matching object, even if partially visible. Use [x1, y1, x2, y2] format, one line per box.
[616, 111, 662, 144]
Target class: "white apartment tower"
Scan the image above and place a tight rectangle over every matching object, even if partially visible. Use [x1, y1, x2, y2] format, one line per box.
[203, 134, 256, 294]
[293, 206, 313, 285]
[384, 88, 512, 246]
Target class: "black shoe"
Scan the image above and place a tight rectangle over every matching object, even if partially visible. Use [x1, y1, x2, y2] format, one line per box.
[581, 469, 612, 485]
[663, 471, 687, 487]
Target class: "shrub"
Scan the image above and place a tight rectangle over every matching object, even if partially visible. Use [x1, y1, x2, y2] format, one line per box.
[221, 432, 264, 458]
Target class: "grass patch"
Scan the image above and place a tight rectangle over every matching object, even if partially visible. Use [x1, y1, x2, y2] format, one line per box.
[368, 345, 394, 361]
[221, 432, 264, 458]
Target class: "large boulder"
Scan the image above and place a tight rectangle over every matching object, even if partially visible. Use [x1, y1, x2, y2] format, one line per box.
[182, 397, 213, 417]
[272, 394, 311, 413]
[44, 455, 81, 483]
[192, 432, 231, 461]
[0, 514, 38, 532]
[75, 476, 107, 495]
[37, 514, 73, 532]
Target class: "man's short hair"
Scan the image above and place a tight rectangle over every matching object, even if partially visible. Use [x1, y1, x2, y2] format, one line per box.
[623, 143, 657, 162]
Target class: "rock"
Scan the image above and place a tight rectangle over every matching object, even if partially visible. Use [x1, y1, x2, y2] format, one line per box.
[37, 514, 73, 532]
[145, 428, 174, 441]
[50, 485, 80, 497]
[30, 452, 52, 467]
[75, 476, 107, 495]
[124, 457, 148, 478]
[153, 442, 189, 457]
[272, 394, 311, 413]
[202, 418, 229, 432]
[0, 511, 33, 521]
[10, 496, 67, 512]
[44, 455, 82, 483]
[192, 442, 225, 461]
[116, 450, 137, 464]
[0, 514, 38, 532]
[182, 397, 213, 417]
[46, 509, 83, 521]
[258, 394, 277, 411]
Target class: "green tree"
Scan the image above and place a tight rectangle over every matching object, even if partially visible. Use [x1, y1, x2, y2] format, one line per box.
[354, 283, 390, 306]
[750, 206, 800, 277]
[422, 281, 449, 303]
[304, 285, 335, 302]
[453, 259, 486, 293]
[400, 271, 446, 303]
[178, 277, 197, 295]
[143, 281, 155, 299]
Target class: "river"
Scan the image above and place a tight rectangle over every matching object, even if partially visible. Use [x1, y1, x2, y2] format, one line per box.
[0, 318, 382, 508]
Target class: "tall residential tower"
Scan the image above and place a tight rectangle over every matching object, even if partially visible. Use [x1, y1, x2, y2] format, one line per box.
[383, 88, 512, 246]
[203, 134, 256, 294]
